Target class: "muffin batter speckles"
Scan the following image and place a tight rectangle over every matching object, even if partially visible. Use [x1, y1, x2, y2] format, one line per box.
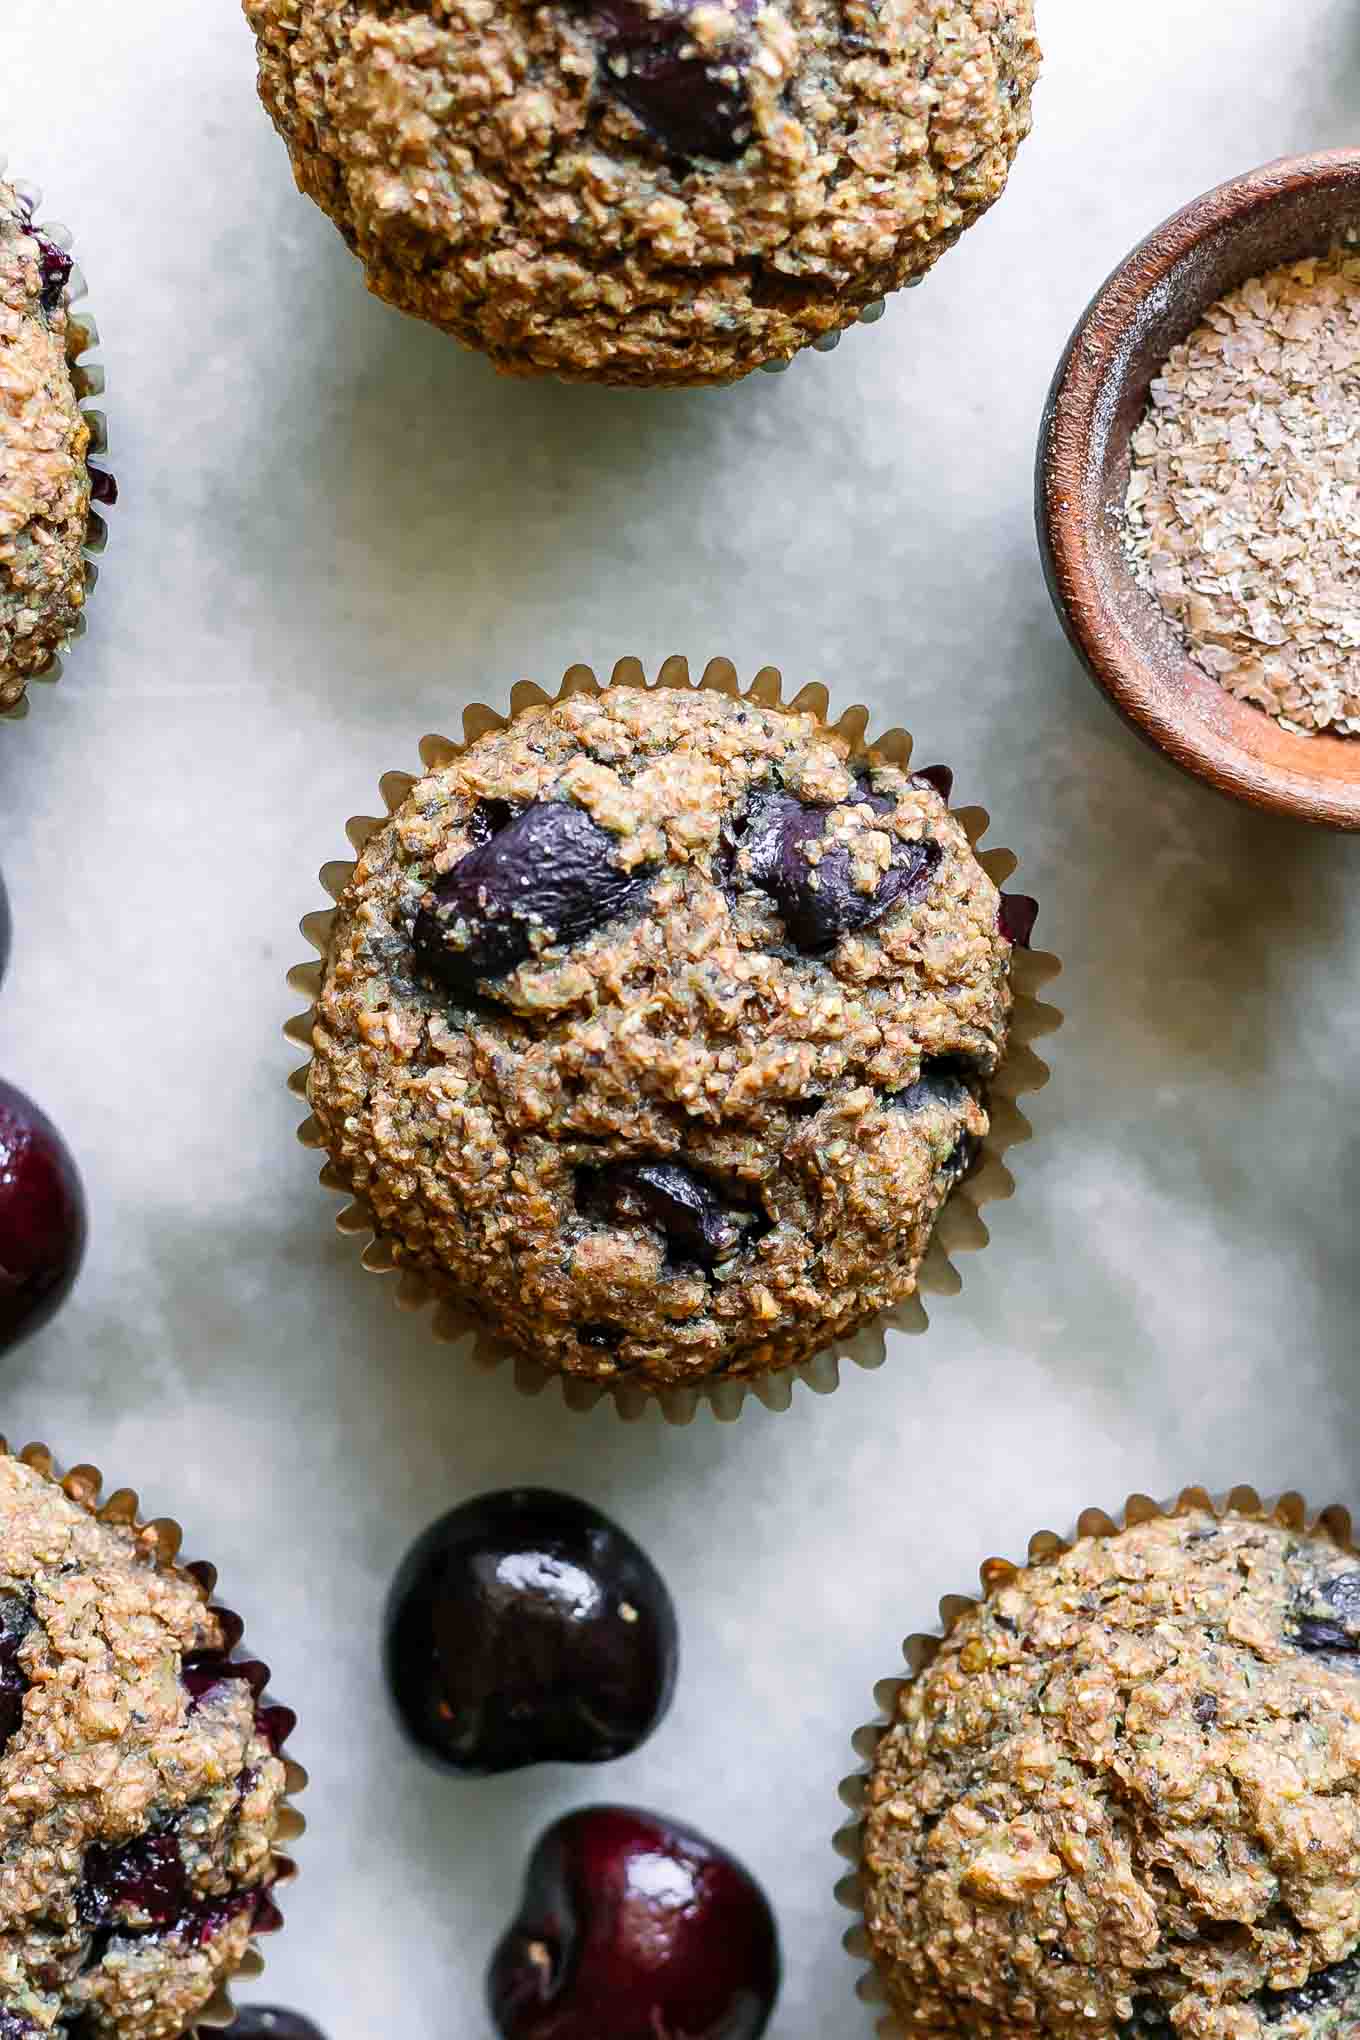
[863, 1510, 1360, 2040]
[307, 687, 1015, 1387]
[242, 0, 1042, 385]
[0, 1453, 289, 2039]
[0, 181, 91, 712]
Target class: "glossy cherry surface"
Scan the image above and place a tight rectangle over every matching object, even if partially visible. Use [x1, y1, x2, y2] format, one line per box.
[385, 1489, 677, 1775]
[488, 1806, 779, 2040]
[0, 1078, 87, 1354]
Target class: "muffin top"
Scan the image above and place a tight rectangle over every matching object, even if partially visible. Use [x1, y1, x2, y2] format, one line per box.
[862, 1508, 1360, 2040]
[0, 1451, 291, 2039]
[0, 181, 91, 713]
[244, 0, 1041, 385]
[308, 684, 1016, 1387]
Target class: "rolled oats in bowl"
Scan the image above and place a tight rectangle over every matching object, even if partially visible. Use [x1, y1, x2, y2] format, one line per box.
[1123, 246, 1360, 738]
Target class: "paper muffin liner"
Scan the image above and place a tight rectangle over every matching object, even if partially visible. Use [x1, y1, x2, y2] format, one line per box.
[0, 159, 115, 725]
[756, 291, 894, 375]
[834, 1484, 1358, 2037]
[285, 655, 1062, 1426]
[0, 1436, 306, 2033]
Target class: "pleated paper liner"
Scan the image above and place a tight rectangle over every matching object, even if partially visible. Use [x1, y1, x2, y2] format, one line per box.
[0, 160, 115, 724]
[285, 654, 1062, 1426]
[833, 1485, 1358, 2039]
[0, 1437, 306, 2033]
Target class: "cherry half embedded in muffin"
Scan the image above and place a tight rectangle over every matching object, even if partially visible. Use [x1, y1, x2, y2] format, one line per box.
[0, 1079, 87, 1354]
[998, 893, 1039, 947]
[726, 788, 942, 953]
[219, 2007, 327, 2038]
[576, 1157, 757, 1269]
[78, 1831, 191, 1928]
[412, 800, 658, 1002]
[1293, 1570, 1360, 1655]
[32, 229, 73, 313]
[0, 1591, 34, 1753]
[583, 1, 761, 163]
[385, 1489, 678, 1776]
[489, 1806, 779, 2040]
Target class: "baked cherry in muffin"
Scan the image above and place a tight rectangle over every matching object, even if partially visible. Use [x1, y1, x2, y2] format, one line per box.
[308, 685, 1028, 1388]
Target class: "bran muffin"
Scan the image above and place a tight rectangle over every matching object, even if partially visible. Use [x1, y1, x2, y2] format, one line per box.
[859, 1504, 1360, 2040]
[0, 181, 94, 713]
[305, 682, 1026, 1390]
[242, 0, 1042, 386]
[0, 1447, 296, 2038]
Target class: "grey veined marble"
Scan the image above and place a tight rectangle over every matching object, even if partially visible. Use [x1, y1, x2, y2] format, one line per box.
[3, 0, 1360, 2034]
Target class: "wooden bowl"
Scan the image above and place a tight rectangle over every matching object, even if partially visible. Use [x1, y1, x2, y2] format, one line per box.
[1037, 149, 1360, 830]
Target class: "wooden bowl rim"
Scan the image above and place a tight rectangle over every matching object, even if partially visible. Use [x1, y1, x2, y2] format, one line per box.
[1038, 147, 1360, 831]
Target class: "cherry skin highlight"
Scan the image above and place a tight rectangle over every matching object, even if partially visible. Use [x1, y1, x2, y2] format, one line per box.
[488, 1805, 779, 2040]
[0, 1079, 87, 1354]
[386, 1489, 677, 1775]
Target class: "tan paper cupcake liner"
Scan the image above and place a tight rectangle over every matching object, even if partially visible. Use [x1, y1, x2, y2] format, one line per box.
[0, 161, 113, 725]
[285, 654, 1062, 1426]
[833, 1484, 1358, 2037]
[0, 1437, 306, 2033]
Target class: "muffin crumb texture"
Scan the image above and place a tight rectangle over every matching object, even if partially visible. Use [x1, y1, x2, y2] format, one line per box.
[0, 1453, 288, 2038]
[863, 1509, 1360, 2040]
[307, 685, 1015, 1388]
[0, 180, 90, 712]
[243, 0, 1041, 385]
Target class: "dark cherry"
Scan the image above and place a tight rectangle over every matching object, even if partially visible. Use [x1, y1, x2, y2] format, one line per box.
[488, 1806, 779, 2040]
[32, 230, 72, 312]
[891, 1055, 977, 1117]
[1294, 1570, 1360, 1655]
[218, 2009, 326, 2039]
[1129, 1950, 1360, 2038]
[912, 764, 955, 803]
[584, 1, 760, 162]
[891, 1058, 982, 1186]
[577, 1157, 754, 1269]
[0, 1079, 87, 1354]
[79, 1832, 189, 1928]
[1254, 1948, 1360, 2025]
[181, 1644, 295, 1753]
[727, 788, 941, 953]
[998, 893, 1039, 947]
[385, 1490, 677, 1776]
[412, 800, 657, 1001]
[0, 1592, 34, 1754]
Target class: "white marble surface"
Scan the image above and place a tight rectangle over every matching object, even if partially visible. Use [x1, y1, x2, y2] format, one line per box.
[3, 1, 1360, 2033]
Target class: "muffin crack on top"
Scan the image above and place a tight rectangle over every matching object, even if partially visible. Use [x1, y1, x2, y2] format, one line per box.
[307, 686, 1019, 1386]
[242, 0, 1042, 384]
[862, 1510, 1360, 2040]
[0, 180, 91, 711]
[0, 1453, 290, 2039]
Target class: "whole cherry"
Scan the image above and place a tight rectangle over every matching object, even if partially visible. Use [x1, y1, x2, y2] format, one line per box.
[385, 1489, 677, 1775]
[0, 1078, 87, 1355]
[489, 1806, 780, 2040]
